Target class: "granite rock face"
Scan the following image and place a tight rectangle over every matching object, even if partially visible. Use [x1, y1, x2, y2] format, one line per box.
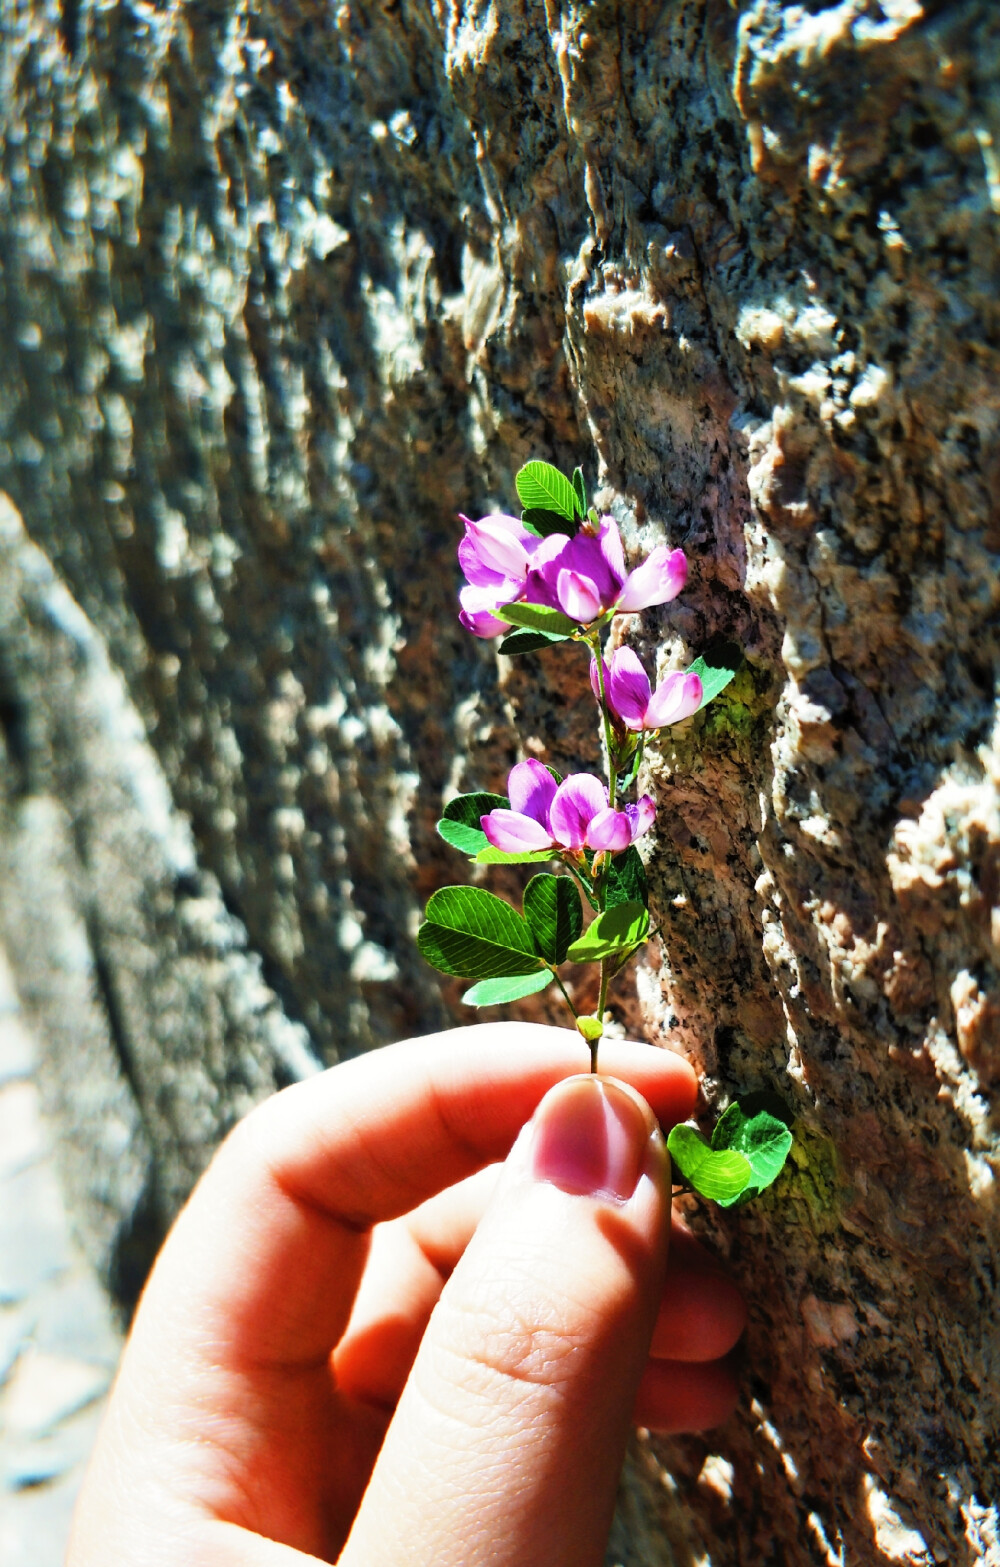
[1, 2, 998, 1562]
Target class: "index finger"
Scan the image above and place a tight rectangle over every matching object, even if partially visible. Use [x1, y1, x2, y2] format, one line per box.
[137, 1024, 696, 1369]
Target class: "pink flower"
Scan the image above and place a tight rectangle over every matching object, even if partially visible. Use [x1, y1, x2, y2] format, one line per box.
[457, 514, 546, 638]
[521, 518, 688, 626]
[616, 544, 688, 613]
[481, 759, 655, 855]
[590, 647, 703, 731]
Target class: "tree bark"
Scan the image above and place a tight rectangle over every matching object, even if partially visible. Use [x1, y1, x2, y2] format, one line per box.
[1, 1, 998, 1561]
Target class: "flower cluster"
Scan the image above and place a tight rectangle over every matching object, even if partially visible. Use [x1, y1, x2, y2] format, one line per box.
[481, 760, 655, 856]
[418, 458, 737, 1079]
[418, 460, 793, 1203]
[455, 480, 706, 871]
[458, 512, 687, 637]
[591, 647, 703, 733]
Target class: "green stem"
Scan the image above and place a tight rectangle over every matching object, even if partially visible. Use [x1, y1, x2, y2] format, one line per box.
[589, 631, 618, 811]
[588, 628, 620, 1073]
[552, 968, 579, 1021]
[592, 958, 611, 1073]
[594, 852, 609, 914]
[561, 854, 599, 911]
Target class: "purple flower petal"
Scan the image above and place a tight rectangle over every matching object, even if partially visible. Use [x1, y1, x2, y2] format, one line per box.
[549, 773, 608, 849]
[521, 532, 572, 609]
[532, 532, 575, 565]
[586, 807, 633, 853]
[555, 568, 602, 623]
[458, 583, 511, 637]
[597, 517, 627, 587]
[606, 646, 653, 729]
[458, 580, 518, 628]
[557, 527, 622, 606]
[459, 607, 507, 638]
[531, 527, 622, 624]
[625, 795, 656, 840]
[589, 656, 611, 704]
[521, 571, 561, 609]
[459, 512, 528, 537]
[645, 670, 703, 728]
[464, 516, 533, 580]
[481, 809, 554, 852]
[457, 513, 551, 633]
[616, 547, 688, 613]
[459, 581, 510, 614]
[459, 533, 508, 588]
[507, 759, 558, 826]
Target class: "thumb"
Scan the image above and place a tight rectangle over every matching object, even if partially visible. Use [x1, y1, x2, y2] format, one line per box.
[340, 1073, 671, 1567]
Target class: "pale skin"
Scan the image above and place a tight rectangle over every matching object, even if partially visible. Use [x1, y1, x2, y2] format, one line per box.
[67, 1024, 746, 1567]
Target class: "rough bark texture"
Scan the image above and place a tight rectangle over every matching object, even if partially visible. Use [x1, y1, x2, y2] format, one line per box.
[1, 2, 998, 1562]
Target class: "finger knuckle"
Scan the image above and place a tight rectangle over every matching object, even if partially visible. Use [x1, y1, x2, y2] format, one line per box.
[432, 1272, 597, 1399]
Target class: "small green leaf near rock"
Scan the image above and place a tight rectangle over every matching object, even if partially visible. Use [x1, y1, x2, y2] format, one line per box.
[711, 1093, 794, 1200]
[666, 1125, 754, 1204]
[688, 650, 740, 712]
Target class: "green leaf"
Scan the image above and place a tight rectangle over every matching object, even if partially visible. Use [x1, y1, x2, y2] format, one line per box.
[417, 886, 543, 979]
[499, 602, 580, 636]
[462, 971, 553, 1007]
[576, 1014, 604, 1042]
[437, 818, 488, 854]
[521, 507, 575, 538]
[666, 1125, 754, 1204]
[443, 791, 508, 825]
[475, 846, 556, 865]
[615, 743, 643, 793]
[437, 792, 509, 857]
[736, 1088, 794, 1129]
[499, 628, 573, 655]
[572, 467, 587, 515]
[688, 645, 742, 712]
[566, 900, 650, 962]
[711, 1093, 794, 1201]
[603, 846, 648, 910]
[515, 461, 581, 521]
[523, 874, 583, 965]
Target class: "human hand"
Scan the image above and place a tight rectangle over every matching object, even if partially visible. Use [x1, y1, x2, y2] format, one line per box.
[67, 1024, 746, 1567]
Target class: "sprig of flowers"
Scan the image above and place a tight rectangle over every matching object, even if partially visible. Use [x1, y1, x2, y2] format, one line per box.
[417, 460, 794, 1207]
